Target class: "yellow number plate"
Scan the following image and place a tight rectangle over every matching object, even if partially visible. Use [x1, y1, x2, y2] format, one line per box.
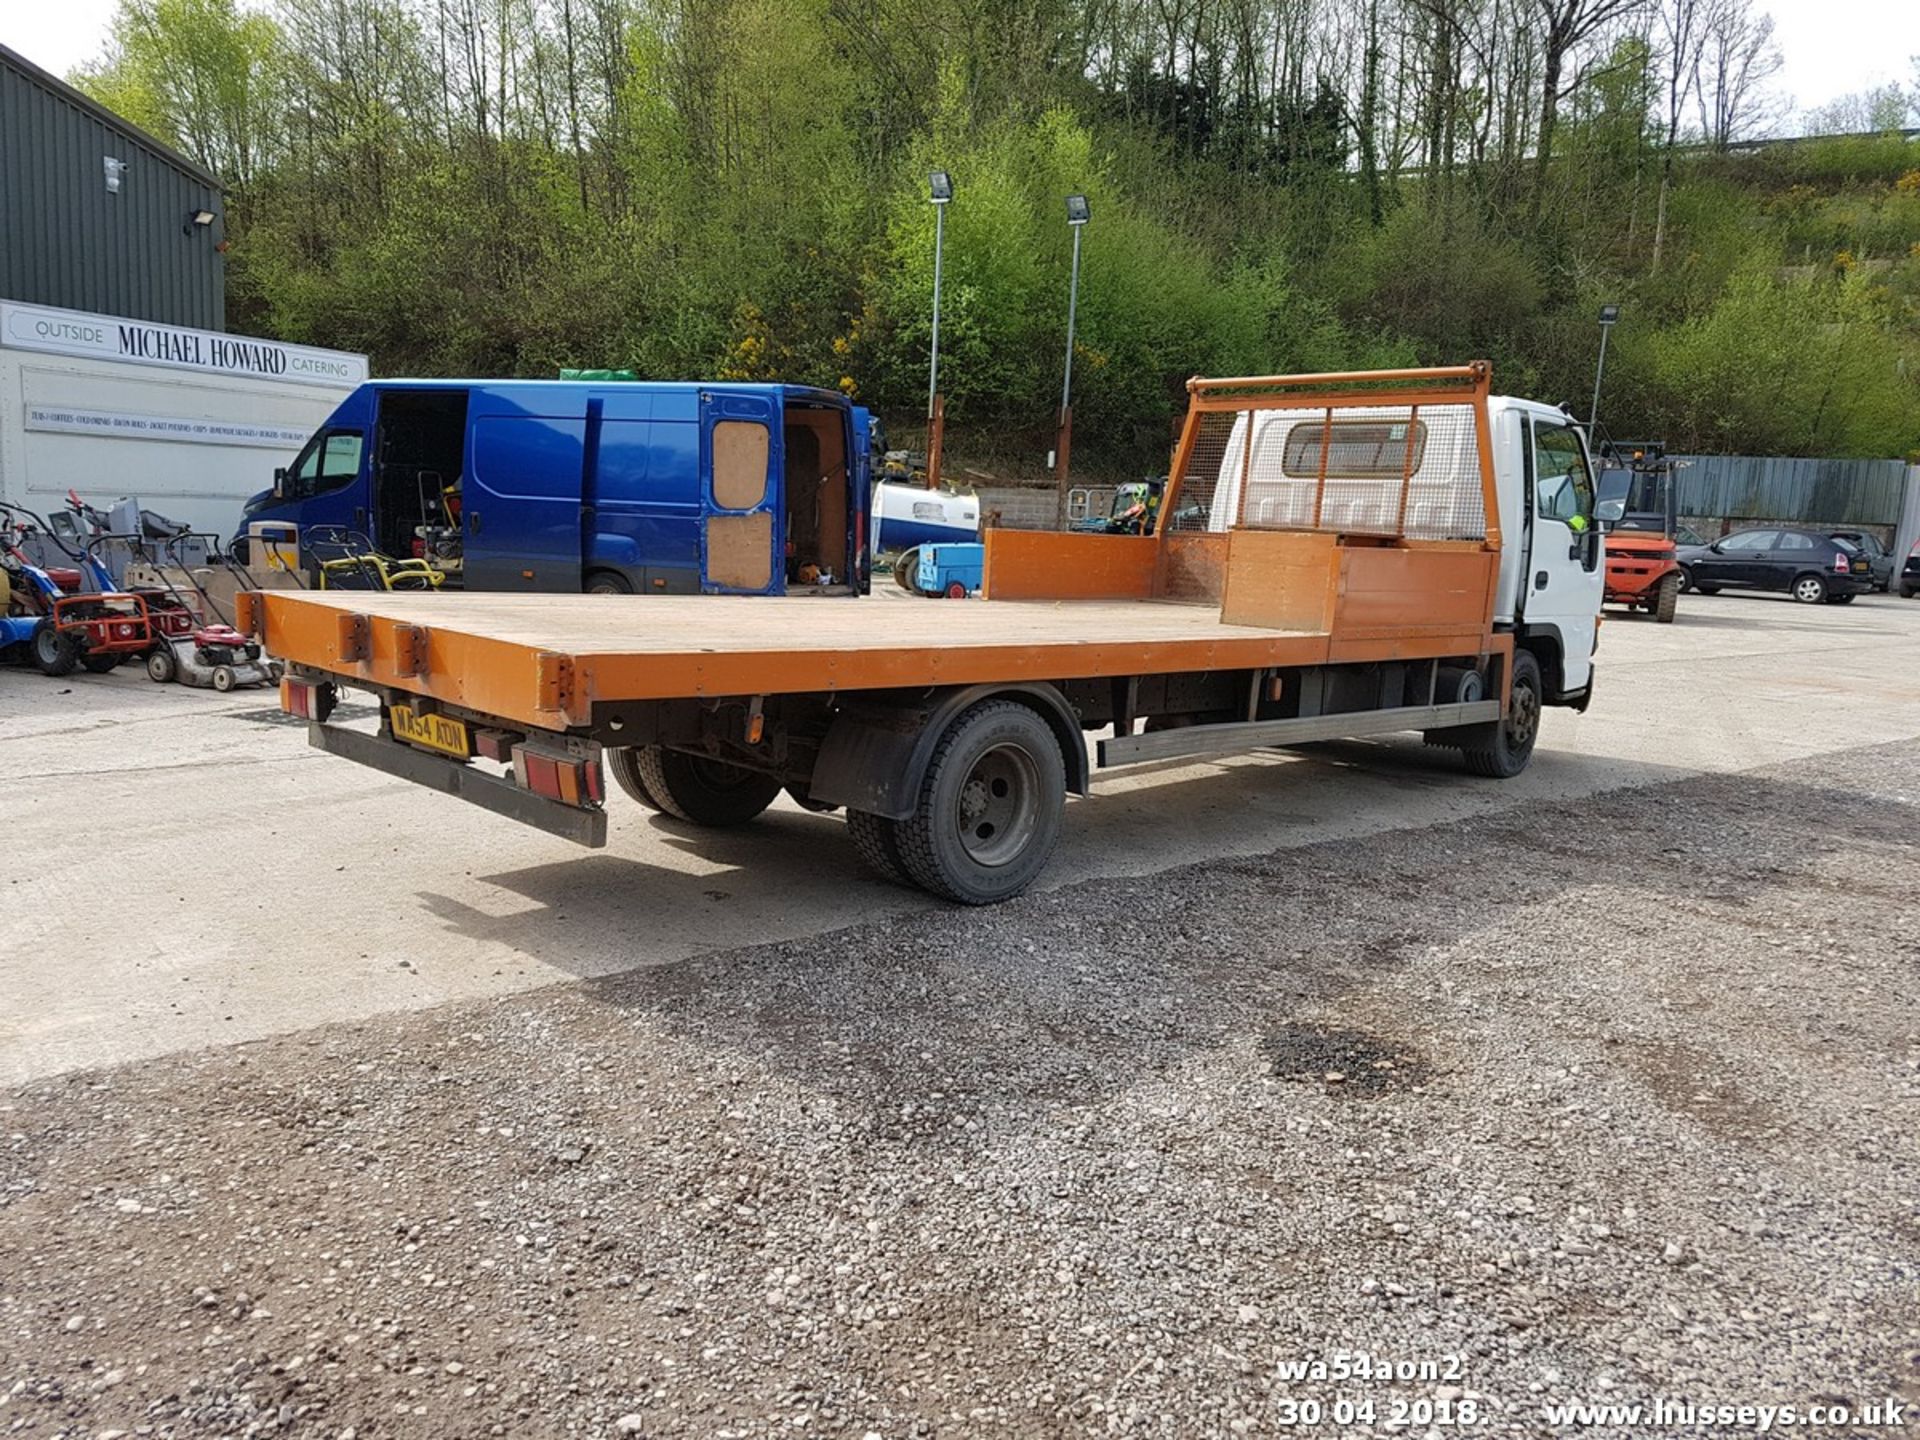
[390, 704, 471, 759]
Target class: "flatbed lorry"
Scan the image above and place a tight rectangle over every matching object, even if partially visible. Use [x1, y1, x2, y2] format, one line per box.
[247, 364, 1609, 904]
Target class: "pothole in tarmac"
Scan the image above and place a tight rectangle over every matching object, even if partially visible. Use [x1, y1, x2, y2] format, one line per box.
[1261, 1021, 1431, 1096]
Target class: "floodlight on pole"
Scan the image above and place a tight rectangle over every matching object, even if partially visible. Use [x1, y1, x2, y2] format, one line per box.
[1053, 195, 1090, 525]
[926, 171, 952, 489]
[1590, 302, 1621, 428]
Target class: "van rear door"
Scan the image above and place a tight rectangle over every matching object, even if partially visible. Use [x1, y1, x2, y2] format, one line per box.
[462, 391, 586, 592]
[698, 389, 783, 595]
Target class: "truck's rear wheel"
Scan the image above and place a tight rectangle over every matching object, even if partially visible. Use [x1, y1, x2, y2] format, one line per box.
[1460, 651, 1542, 780]
[1653, 572, 1680, 623]
[894, 700, 1065, 904]
[846, 809, 910, 885]
[606, 747, 665, 811]
[635, 746, 781, 826]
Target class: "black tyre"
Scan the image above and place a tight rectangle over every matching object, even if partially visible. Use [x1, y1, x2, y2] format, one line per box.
[1652, 572, 1680, 624]
[31, 622, 78, 677]
[894, 699, 1066, 905]
[1901, 582, 1917, 600]
[1790, 573, 1827, 605]
[1460, 650, 1542, 780]
[606, 747, 665, 810]
[1827, 592, 1855, 605]
[1694, 583, 1720, 595]
[634, 746, 782, 826]
[784, 782, 839, 814]
[846, 808, 910, 885]
[892, 547, 923, 594]
[81, 652, 122, 673]
[585, 570, 633, 595]
[146, 646, 179, 683]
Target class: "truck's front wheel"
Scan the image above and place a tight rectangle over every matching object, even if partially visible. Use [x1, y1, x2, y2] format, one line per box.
[1460, 651, 1542, 780]
[895, 700, 1066, 904]
[634, 746, 781, 826]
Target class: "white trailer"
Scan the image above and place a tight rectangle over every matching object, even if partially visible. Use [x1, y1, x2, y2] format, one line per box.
[0, 300, 367, 541]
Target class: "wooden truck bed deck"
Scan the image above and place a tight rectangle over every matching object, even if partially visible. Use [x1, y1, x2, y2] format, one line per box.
[251, 588, 1336, 730]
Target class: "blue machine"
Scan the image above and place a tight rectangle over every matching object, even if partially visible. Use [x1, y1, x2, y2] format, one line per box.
[913, 542, 985, 598]
[241, 380, 873, 596]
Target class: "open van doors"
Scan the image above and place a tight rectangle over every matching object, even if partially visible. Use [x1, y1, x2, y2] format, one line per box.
[698, 390, 784, 595]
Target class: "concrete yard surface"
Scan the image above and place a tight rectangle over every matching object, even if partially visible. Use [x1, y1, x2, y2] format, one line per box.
[0, 589, 1918, 1436]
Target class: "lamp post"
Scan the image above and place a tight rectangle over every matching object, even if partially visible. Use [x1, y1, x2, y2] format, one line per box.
[1053, 193, 1090, 526]
[926, 170, 952, 490]
[1590, 302, 1620, 429]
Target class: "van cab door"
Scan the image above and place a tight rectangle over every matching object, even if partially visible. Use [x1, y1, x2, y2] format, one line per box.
[698, 391, 783, 595]
[251, 386, 377, 557]
[1523, 415, 1604, 697]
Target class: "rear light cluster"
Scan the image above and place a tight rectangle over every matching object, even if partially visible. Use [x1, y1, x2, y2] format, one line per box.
[1833, 552, 1850, 574]
[280, 676, 337, 721]
[512, 742, 604, 807]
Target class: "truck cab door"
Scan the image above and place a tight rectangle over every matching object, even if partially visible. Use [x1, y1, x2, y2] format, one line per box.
[698, 391, 783, 594]
[1524, 416, 1604, 697]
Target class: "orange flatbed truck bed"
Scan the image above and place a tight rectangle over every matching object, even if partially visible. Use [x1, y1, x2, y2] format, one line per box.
[249, 365, 1590, 904]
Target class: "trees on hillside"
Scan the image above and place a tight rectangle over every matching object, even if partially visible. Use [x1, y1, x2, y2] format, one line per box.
[71, 0, 1920, 460]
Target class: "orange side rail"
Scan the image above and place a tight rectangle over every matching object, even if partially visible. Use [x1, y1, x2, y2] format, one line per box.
[1153, 360, 1503, 567]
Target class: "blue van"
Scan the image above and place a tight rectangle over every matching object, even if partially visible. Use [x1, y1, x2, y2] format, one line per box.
[241, 380, 872, 596]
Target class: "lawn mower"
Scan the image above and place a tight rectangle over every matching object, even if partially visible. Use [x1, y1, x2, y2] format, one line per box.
[123, 531, 279, 692]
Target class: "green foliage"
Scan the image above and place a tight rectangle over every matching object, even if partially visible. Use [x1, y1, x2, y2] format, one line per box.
[66, 0, 1920, 468]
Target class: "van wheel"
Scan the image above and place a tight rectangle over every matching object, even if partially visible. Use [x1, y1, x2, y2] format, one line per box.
[894, 700, 1066, 905]
[1790, 574, 1827, 604]
[606, 747, 664, 811]
[847, 809, 910, 885]
[1653, 573, 1680, 623]
[31, 622, 78, 677]
[1460, 651, 1542, 780]
[585, 570, 633, 595]
[635, 746, 781, 826]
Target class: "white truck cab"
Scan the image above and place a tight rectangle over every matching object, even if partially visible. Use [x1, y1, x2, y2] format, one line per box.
[1488, 396, 1605, 704]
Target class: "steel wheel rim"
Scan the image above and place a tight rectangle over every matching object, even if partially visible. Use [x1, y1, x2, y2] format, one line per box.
[688, 756, 758, 791]
[1794, 578, 1822, 602]
[1509, 682, 1540, 748]
[955, 742, 1041, 867]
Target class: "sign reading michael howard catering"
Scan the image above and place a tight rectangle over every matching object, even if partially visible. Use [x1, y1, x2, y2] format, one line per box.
[0, 301, 369, 389]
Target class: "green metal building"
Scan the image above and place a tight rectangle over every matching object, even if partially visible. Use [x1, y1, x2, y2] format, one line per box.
[0, 42, 224, 331]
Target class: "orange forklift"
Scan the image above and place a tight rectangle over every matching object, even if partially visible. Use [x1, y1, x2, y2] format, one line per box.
[1597, 441, 1682, 623]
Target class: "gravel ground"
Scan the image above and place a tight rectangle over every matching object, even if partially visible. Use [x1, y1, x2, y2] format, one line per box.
[2, 737, 1917, 1439]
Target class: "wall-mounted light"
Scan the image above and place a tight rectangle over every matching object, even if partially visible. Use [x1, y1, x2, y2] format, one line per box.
[184, 208, 217, 236]
[103, 156, 126, 193]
